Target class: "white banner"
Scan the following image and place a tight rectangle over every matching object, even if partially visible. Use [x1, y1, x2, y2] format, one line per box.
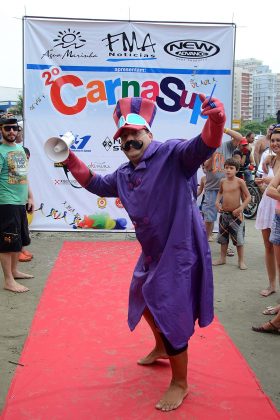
[23, 18, 235, 231]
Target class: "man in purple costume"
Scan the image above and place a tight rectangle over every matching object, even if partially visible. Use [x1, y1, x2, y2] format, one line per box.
[62, 94, 226, 411]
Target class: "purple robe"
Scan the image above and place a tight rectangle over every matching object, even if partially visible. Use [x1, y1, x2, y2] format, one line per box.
[86, 135, 214, 348]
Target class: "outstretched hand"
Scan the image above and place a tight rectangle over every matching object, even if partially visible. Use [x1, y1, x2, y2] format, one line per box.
[199, 93, 226, 125]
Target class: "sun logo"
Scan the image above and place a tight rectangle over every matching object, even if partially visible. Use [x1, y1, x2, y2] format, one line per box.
[53, 29, 86, 49]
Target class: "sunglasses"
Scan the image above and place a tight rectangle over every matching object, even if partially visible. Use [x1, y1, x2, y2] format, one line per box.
[3, 125, 19, 132]
[272, 124, 280, 133]
[117, 113, 151, 131]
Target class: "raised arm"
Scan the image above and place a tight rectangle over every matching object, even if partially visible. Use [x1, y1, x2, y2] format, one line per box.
[200, 94, 226, 149]
[223, 127, 243, 148]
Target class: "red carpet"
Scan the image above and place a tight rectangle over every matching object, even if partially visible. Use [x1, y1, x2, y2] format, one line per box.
[1, 242, 279, 420]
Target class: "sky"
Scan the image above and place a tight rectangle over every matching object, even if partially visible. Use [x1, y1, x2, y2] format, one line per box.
[0, 0, 279, 88]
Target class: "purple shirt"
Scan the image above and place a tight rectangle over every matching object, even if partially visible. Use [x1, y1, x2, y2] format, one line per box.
[86, 135, 214, 348]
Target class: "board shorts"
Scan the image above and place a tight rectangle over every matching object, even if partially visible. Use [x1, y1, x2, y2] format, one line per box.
[201, 190, 219, 222]
[0, 204, 30, 253]
[217, 211, 245, 246]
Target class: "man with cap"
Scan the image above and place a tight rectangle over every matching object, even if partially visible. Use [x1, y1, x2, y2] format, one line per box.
[61, 94, 226, 411]
[0, 117, 34, 293]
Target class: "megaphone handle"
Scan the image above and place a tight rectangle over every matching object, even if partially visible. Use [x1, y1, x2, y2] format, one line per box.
[62, 165, 83, 189]
[63, 151, 92, 187]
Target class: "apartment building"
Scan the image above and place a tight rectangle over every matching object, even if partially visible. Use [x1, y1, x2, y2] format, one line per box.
[234, 58, 280, 122]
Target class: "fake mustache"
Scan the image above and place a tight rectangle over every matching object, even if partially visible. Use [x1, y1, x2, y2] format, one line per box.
[121, 140, 144, 151]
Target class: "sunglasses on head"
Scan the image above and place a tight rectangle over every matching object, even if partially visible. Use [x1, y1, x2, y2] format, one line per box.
[3, 125, 19, 132]
[118, 113, 151, 131]
[272, 124, 280, 134]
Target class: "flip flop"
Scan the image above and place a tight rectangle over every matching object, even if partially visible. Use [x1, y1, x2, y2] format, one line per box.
[252, 320, 280, 335]
[262, 306, 280, 315]
[226, 248, 235, 257]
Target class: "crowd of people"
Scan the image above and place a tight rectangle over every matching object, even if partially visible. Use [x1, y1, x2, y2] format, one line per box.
[0, 99, 280, 412]
[197, 120, 280, 335]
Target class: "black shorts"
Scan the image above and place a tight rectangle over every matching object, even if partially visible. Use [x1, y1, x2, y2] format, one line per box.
[0, 204, 30, 253]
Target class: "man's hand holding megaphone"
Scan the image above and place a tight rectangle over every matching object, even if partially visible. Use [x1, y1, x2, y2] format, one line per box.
[44, 131, 93, 187]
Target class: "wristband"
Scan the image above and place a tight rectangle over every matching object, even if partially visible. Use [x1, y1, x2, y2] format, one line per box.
[224, 128, 229, 134]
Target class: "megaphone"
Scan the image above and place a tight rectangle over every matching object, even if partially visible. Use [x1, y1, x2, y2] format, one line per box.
[44, 131, 75, 162]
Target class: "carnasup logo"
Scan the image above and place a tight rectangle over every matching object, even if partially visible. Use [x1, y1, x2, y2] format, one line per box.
[164, 39, 220, 59]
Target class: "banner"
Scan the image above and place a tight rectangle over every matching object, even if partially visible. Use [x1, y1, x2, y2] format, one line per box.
[23, 17, 235, 231]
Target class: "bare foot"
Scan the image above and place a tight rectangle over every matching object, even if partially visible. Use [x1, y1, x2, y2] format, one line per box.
[212, 259, 226, 266]
[239, 262, 248, 270]
[137, 348, 168, 365]
[4, 279, 29, 293]
[260, 287, 276, 297]
[155, 380, 188, 411]
[12, 271, 34, 279]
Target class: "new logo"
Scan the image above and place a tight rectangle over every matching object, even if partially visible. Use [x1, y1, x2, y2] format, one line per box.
[164, 40, 220, 59]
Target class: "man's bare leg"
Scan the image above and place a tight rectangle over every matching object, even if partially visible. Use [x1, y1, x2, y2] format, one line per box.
[205, 221, 214, 240]
[137, 307, 168, 365]
[156, 349, 188, 411]
[11, 252, 34, 279]
[0, 252, 29, 292]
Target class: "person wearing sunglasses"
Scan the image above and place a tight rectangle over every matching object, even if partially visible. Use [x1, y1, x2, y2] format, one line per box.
[0, 117, 34, 293]
[61, 95, 226, 412]
[14, 122, 33, 263]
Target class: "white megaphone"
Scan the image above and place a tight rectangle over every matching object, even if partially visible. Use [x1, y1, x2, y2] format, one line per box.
[44, 131, 75, 162]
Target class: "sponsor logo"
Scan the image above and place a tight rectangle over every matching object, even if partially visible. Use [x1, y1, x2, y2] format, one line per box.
[53, 29, 86, 49]
[88, 161, 111, 172]
[102, 31, 156, 62]
[41, 28, 97, 60]
[164, 39, 220, 59]
[97, 197, 107, 209]
[53, 179, 80, 186]
[102, 137, 121, 151]
[70, 134, 92, 152]
[115, 198, 124, 209]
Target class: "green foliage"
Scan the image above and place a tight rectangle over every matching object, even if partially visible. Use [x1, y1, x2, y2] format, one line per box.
[239, 117, 277, 136]
[7, 94, 23, 116]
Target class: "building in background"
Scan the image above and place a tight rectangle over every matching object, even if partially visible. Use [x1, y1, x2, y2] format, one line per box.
[233, 67, 253, 122]
[0, 86, 22, 113]
[234, 58, 280, 123]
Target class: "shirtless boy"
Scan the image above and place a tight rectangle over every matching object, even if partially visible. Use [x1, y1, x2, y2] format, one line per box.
[213, 158, 251, 270]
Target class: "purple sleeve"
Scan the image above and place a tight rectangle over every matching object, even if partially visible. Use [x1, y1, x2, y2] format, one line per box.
[85, 171, 118, 198]
[174, 135, 215, 178]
